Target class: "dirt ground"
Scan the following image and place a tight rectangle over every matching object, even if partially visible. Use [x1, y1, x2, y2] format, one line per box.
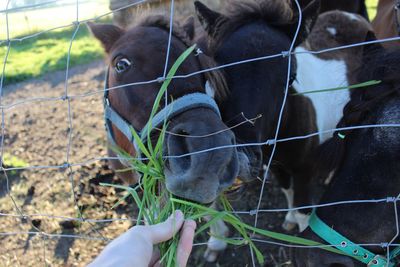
[0, 2, 305, 266]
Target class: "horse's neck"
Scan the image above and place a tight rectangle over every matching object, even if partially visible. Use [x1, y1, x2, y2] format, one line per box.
[377, 0, 393, 9]
[292, 46, 351, 143]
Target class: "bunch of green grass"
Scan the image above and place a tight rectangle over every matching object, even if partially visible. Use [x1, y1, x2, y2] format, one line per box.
[102, 45, 345, 266]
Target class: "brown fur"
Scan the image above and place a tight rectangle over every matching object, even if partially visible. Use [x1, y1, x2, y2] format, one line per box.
[372, 0, 400, 48]
[135, 14, 229, 100]
[110, 0, 186, 28]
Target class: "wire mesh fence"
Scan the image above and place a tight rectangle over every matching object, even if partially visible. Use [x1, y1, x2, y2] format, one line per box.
[1, 0, 400, 266]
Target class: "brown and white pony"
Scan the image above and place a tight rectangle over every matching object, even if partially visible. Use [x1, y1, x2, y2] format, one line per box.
[289, 10, 373, 229]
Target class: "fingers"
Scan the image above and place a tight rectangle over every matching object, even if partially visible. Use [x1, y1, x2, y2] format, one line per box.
[176, 219, 197, 267]
[147, 210, 185, 244]
[149, 248, 160, 267]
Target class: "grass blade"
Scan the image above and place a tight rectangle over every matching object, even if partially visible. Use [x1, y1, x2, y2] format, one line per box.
[293, 80, 381, 95]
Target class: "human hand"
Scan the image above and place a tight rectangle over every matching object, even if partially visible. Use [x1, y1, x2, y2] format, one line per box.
[88, 210, 196, 267]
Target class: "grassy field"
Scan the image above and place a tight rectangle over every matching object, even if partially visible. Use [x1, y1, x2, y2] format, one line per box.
[0, 0, 379, 86]
[0, 1, 110, 39]
[0, 1, 110, 85]
[2, 26, 105, 84]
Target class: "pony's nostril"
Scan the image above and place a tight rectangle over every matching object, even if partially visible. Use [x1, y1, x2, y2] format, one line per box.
[167, 127, 193, 172]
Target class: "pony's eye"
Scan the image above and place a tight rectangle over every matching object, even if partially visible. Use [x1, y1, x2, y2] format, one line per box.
[115, 58, 132, 73]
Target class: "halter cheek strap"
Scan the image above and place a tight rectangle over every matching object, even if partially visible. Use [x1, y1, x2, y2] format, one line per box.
[309, 211, 400, 267]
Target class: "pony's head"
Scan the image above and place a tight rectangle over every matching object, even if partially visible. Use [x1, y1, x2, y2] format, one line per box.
[89, 15, 240, 203]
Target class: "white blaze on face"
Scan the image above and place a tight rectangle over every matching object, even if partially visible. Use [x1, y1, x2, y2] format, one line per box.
[293, 46, 351, 143]
[205, 80, 215, 98]
[326, 27, 337, 36]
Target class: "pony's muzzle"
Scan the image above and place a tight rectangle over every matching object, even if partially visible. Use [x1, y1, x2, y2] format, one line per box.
[163, 113, 239, 204]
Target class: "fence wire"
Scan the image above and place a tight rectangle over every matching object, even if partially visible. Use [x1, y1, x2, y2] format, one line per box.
[1, 0, 400, 266]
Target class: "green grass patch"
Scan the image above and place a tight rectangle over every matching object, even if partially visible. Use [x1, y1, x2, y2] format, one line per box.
[1, 23, 107, 85]
[2, 152, 28, 168]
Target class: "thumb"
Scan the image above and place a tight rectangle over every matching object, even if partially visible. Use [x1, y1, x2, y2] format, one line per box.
[147, 210, 185, 244]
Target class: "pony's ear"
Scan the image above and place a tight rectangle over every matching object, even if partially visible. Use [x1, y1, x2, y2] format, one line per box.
[87, 22, 124, 53]
[182, 16, 195, 40]
[362, 31, 385, 60]
[194, 1, 224, 36]
[280, 0, 320, 47]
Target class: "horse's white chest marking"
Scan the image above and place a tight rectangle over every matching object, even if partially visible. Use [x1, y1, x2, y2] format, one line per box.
[293, 47, 351, 143]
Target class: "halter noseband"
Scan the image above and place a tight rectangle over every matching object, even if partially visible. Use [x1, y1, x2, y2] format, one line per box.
[103, 67, 221, 163]
[309, 210, 400, 266]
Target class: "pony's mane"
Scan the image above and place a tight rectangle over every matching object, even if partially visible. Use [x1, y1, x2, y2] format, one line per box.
[137, 15, 194, 48]
[209, 0, 294, 50]
[136, 15, 229, 99]
[316, 45, 400, 178]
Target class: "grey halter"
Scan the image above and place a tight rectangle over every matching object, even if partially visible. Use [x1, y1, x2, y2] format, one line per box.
[103, 70, 221, 163]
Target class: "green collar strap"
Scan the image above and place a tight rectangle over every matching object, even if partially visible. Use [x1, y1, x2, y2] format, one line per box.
[309, 211, 400, 266]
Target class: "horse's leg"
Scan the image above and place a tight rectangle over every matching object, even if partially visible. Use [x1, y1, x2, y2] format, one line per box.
[203, 202, 229, 262]
[291, 169, 312, 232]
[272, 165, 298, 231]
[277, 94, 317, 231]
[279, 172, 311, 232]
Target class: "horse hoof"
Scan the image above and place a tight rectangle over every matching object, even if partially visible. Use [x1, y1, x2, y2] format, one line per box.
[282, 220, 297, 231]
[204, 248, 219, 262]
[204, 236, 227, 262]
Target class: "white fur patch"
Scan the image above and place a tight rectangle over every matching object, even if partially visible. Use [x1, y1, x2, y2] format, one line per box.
[207, 219, 229, 251]
[294, 212, 310, 232]
[282, 188, 294, 210]
[282, 188, 310, 231]
[324, 170, 336, 185]
[205, 80, 215, 98]
[343, 11, 360, 21]
[282, 188, 296, 229]
[326, 27, 337, 36]
[293, 46, 351, 143]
